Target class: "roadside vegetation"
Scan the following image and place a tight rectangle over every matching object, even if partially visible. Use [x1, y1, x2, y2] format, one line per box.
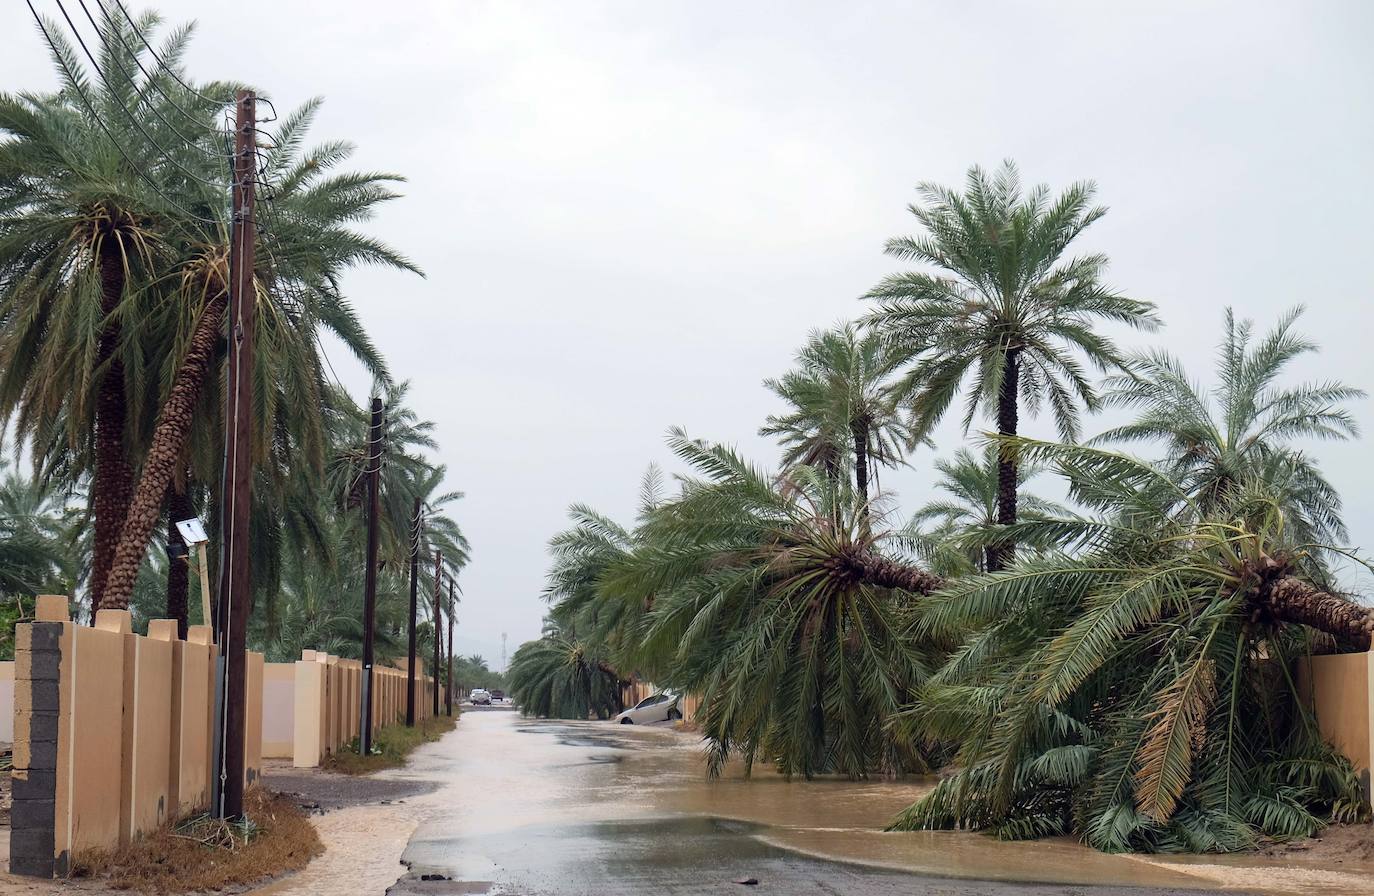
[0, 9, 472, 889]
[70, 789, 321, 893]
[512, 164, 1374, 853]
[0, 9, 469, 666]
[325, 714, 459, 775]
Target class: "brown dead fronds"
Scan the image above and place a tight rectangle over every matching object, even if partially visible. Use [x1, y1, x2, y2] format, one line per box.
[70, 788, 322, 893]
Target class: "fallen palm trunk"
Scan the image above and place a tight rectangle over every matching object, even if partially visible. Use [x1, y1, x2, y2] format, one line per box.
[1260, 575, 1374, 650]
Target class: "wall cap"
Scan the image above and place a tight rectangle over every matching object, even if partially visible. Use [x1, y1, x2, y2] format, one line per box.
[34, 596, 69, 623]
[94, 609, 132, 634]
[146, 619, 177, 641]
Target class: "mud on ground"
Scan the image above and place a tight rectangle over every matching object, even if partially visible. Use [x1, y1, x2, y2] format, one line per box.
[264, 761, 438, 813]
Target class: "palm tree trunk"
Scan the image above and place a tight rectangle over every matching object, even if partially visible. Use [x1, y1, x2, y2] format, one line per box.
[91, 239, 133, 607]
[1260, 576, 1374, 650]
[100, 291, 226, 610]
[834, 546, 943, 595]
[988, 349, 1021, 572]
[165, 477, 194, 638]
[852, 417, 871, 515]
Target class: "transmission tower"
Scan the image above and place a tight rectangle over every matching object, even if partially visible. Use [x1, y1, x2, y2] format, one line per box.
[501, 632, 508, 671]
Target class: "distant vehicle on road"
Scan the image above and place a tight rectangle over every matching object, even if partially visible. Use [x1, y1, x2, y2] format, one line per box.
[469, 688, 492, 705]
[614, 692, 681, 725]
[490, 689, 505, 702]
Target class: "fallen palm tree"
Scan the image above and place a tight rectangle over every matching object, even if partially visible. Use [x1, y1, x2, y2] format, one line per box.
[889, 439, 1372, 852]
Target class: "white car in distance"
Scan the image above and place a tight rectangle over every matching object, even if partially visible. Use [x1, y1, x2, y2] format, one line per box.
[469, 688, 492, 705]
[613, 692, 681, 725]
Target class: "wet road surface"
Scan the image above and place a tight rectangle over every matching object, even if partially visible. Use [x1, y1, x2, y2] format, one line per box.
[379, 711, 1259, 896]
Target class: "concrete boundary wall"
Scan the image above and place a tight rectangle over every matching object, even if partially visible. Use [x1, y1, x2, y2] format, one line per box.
[289, 649, 445, 768]
[1299, 650, 1374, 798]
[262, 662, 295, 759]
[9, 597, 263, 878]
[0, 662, 13, 743]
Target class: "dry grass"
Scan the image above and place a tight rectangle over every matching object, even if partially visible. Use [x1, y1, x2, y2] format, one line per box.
[323, 714, 457, 775]
[70, 788, 322, 893]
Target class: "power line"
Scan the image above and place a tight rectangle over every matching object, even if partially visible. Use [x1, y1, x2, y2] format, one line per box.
[25, 2, 225, 226]
[81, 0, 230, 162]
[108, 0, 230, 105]
[54, 0, 227, 190]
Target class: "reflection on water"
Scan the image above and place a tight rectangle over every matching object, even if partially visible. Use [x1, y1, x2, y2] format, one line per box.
[395, 712, 1374, 895]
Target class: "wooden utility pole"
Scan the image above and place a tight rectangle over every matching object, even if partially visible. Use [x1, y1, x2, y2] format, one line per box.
[446, 578, 455, 716]
[214, 89, 256, 821]
[432, 548, 443, 717]
[359, 398, 384, 753]
[405, 496, 421, 726]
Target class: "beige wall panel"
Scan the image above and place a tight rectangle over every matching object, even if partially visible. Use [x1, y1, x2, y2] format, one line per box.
[67, 624, 125, 853]
[245, 652, 264, 786]
[170, 636, 212, 816]
[121, 626, 173, 844]
[0, 661, 14, 743]
[292, 661, 325, 768]
[262, 663, 296, 759]
[1302, 652, 1372, 776]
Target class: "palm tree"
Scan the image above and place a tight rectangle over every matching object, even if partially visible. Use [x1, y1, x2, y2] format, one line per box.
[507, 626, 623, 720]
[100, 95, 419, 609]
[247, 383, 467, 660]
[541, 467, 667, 678]
[0, 10, 230, 605]
[864, 161, 1158, 569]
[894, 437, 1372, 852]
[604, 429, 938, 778]
[761, 324, 910, 513]
[1093, 307, 1362, 549]
[0, 456, 77, 600]
[908, 445, 1065, 572]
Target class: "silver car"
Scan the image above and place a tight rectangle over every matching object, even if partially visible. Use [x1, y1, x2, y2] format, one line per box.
[469, 688, 492, 705]
[613, 692, 681, 724]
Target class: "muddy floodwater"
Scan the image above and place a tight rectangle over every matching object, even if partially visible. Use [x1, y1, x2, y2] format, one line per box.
[284, 710, 1374, 895]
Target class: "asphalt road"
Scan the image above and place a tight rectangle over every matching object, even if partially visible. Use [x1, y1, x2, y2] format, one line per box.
[380, 712, 1231, 896]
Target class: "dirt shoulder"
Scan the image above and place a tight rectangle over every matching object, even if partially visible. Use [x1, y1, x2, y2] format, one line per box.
[247, 759, 452, 896]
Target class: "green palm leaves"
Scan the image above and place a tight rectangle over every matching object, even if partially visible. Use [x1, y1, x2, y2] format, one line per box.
[894, 438, 1370, 851]
[1, 7, 426, 611]
[865, 161, 1158, 441]
[529, 430, 937, 776]
[507, 631, 623, 721]
[865, 161, 1158, 569]
[1094, 306, 1363, 548]
[762, 324, 911, 509]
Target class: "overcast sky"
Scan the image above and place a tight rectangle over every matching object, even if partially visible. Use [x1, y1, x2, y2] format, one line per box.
[4, 2, 1372, 668]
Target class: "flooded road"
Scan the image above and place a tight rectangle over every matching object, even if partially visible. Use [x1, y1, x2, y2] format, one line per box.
[358, 710, 1373, 896]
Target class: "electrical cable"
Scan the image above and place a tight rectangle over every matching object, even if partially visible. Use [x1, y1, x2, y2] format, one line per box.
[55, 0, 228, 190]
[83, 0, 230, 161]
[26, 1, 225, 226]
[108, 0, 230, 105]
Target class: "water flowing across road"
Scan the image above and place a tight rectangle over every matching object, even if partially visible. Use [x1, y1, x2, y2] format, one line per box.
[357, 710, 1374, 895]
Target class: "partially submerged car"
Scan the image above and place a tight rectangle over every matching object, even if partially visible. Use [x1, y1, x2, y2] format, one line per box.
[613, 691, 681, 725]
[469, 688, 492, 705]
